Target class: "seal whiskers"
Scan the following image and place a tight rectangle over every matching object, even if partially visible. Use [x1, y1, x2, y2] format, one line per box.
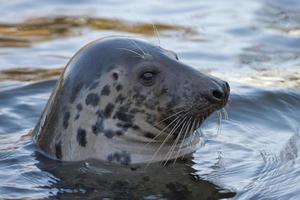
[222, 108, 229, 120]
[154, 109, 186, 127]
[173, 116, 194, 164]
[159, 117, 189, 166]
[190, 119, 202, 145]
[216, 108, 228, 135]
[116, 47, 144, 58]
[152, 23, 161, 47]
[142, 109, 187, 145]
[131, 40, 148, 57]
[217, 111, 223, 134]
[146, 112, 189, 167]
[163, 116, 189, 166]
[162, 116, 193, 166]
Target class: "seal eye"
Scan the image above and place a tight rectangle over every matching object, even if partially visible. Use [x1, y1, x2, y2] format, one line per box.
[140, 71, 156, 86]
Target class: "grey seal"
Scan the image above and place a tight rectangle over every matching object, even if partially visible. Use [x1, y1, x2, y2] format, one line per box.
[33, 37, 230, 165]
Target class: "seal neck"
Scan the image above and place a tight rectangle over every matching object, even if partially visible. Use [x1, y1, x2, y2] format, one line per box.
[62, 132, 201, 165]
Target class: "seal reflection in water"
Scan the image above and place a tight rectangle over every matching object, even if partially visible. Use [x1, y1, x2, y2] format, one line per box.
[33, 37, 230, 165]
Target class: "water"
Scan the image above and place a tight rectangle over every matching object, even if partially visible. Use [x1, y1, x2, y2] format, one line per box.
[0, 0, 299, 199]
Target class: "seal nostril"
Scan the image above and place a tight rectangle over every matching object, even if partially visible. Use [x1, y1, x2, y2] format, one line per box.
[212, 90, 223, 101]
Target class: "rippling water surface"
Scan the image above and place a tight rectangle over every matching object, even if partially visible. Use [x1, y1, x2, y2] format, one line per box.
[0, 0, 300, 199]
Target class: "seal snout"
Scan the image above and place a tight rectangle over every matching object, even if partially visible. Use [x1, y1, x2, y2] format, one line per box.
[205, 80, 230, 107]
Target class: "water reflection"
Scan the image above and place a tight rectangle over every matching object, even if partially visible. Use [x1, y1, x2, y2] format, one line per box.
[0, 16, 191, 47]
[0, 68, 62, 81]
[0, 0, 300, 199]
[33, 152, 235, 199]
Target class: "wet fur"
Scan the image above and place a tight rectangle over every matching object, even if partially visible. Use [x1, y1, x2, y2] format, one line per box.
[33, 37, 229, 165]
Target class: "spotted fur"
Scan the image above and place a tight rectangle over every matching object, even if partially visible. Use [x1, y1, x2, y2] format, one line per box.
[34, 37, 229, 165]
[77, 128, 87, 147]
[101, 85, 111, 96]
[85, 93, 100, 106]
[107, 151, 131, 165]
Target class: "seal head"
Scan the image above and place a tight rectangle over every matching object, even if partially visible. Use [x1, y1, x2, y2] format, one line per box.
[33, 37, 230, 165]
